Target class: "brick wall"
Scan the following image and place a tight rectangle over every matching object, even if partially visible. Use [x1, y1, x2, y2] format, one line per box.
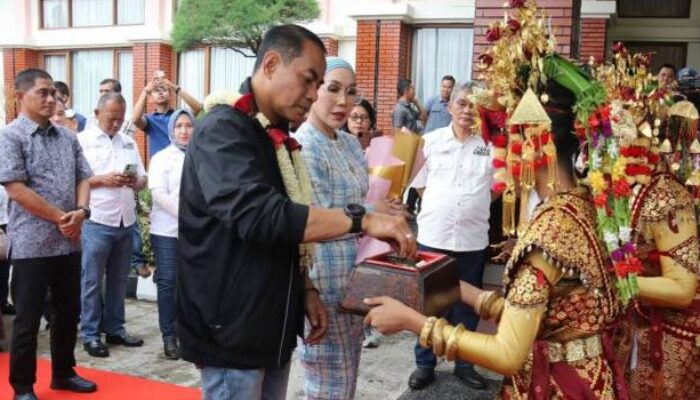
[579, 18, 607, 62]
[355, 19, 411, 135]
[132, 42, 174, 165]
[3, 48, 40, 122]
[473, 0, 575, 78]
[321, 37, 339, 56]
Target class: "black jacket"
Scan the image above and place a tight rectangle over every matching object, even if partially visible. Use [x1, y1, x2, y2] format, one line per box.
[177, 104, 309, 368]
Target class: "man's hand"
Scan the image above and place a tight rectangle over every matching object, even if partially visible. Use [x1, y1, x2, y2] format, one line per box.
[123, 175, 138, 188]
[58, 210, 86, 243]
[304, 289, 328, 345]
[144, 77, 161, 94]
[161, 78, 178, 92]
[362, 213, 417, 259]
[101, 172, 131, 188]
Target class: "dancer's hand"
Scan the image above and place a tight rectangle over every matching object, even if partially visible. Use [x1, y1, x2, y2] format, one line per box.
[363, 296, 426, 335]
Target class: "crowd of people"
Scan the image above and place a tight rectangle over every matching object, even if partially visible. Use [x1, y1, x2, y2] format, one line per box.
[0, 14, 699, 400]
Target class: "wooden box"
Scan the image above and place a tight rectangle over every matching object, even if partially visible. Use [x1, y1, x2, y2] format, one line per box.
[340, 251, 460, 316]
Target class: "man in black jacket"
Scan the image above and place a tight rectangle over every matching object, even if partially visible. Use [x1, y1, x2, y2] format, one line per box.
[177, 25, 416, 400]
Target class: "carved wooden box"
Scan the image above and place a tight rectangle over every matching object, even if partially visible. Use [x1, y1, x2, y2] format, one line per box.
[340, 251, 460, 316]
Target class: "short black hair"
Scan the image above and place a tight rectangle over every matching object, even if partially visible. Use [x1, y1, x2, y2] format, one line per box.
[54, 81, 70, 97]
[254, 24, 327, 72]
[442, 75, 456, 84]
[397, 78, 412, 97]
[99, 78, 122, 93]
[657, 63, 677, 75]
[14, 68, 53, 92]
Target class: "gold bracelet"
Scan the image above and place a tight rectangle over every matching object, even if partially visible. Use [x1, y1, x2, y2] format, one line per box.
[445, 324, 466, 361]
[431, 318, 448, 358]
[419, 316, 437, 348]
[478, 291, 497, 320]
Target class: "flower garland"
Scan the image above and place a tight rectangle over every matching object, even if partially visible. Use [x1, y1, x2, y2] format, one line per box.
[232, 93, 315, 272]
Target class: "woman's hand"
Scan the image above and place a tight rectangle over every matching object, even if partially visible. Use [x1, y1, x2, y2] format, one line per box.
[304, 289, 328, 345]
[363, 296, 427, 335]
[373, 197, 412, 219]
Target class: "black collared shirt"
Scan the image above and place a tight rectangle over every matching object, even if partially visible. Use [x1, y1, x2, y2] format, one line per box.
[177, 99, 310, 368]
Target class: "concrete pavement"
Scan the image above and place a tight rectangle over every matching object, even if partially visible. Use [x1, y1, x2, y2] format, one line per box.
[0, 299, 503, 399]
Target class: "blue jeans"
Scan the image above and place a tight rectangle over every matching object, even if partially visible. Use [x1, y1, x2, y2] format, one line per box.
[79, 220, 132, 342]
[131, 221, 147, 269]
[414, 244, 486, 370]
[201, 362, 291, 400]
[151, 234, 177, 339]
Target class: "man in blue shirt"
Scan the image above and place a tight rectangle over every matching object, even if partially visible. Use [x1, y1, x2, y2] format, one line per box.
[423, 75, 455, 133]
[132, 78, 201, 158]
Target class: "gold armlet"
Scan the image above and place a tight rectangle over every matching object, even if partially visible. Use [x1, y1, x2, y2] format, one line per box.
[419, 316, 437, 348]
[445, 324, 466, 361]
[477, 290, 498, 320]
[431, 318, 448, 357]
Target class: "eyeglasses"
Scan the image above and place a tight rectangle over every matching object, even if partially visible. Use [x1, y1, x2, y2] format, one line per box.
[350, 114, 370, 123]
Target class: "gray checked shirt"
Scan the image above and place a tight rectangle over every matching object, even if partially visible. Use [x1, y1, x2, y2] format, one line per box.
[392, 100, 422, 134]
[0, 114, 93, 259]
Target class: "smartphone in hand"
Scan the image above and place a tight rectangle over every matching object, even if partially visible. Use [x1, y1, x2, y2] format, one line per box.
[123, 164, 138, 177]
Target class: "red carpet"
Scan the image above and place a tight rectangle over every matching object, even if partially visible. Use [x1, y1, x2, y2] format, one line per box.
[0, 353, 200, 399]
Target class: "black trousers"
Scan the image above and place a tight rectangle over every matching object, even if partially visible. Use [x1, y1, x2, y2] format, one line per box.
[0, 224, 8, 304]
[10, 253, 81, 394]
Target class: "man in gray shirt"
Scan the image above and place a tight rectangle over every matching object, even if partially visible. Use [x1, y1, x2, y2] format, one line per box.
[392, 78, 427, 134]
[0, 69, 96, 400]
[423, 75, 455, 133]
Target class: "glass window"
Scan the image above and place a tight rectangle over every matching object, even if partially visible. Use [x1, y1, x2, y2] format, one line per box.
[209, 48, 256, 93]
[118, 0, 145, 25]
[118, 51, 133, 118]
[42, 0, 69, 29]
[411, 28, 473, 104]
[178, 49, 206, 113]
[72, 0, 113, 27]
[44, 55, 67, 83]
[72, 50, 114, 116]
[617, 0, 691, 18]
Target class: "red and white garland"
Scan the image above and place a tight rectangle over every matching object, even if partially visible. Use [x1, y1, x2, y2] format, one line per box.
[232, 93, 315, 271]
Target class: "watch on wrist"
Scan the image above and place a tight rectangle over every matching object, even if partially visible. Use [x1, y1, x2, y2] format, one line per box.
[344, 203, 366, 234]
[78, 206, 91, 219]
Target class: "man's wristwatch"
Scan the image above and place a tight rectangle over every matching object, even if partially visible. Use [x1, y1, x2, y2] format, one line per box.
[344, 203, 366, 234]
[77, 206, 91, 219]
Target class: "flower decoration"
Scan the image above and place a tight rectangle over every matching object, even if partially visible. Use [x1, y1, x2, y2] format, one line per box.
[232, 93, 315, 272]
[507, 18, 521, 33]
[486, 22, 503, 42]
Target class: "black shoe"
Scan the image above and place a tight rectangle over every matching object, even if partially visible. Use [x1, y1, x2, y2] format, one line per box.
[13, 392, 38, 400]
[163, 336, 180, 360]
[454, 366, 487, 390]
[83, 339, 109, 357]
[51, 375, 97, 393]
[408, 368, 435, 390]
[2, 302, 16, 315]
[106, 333, 144, 347]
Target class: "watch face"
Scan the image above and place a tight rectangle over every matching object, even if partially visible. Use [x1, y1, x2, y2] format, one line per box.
[346, 203, 365, 217]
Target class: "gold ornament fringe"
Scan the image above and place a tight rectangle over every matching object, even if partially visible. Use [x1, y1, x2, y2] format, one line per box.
[502, 186, 517, 236]
[543, 140, 558, 190]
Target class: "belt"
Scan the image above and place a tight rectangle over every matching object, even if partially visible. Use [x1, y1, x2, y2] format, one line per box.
[546, 334, 603, 363]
